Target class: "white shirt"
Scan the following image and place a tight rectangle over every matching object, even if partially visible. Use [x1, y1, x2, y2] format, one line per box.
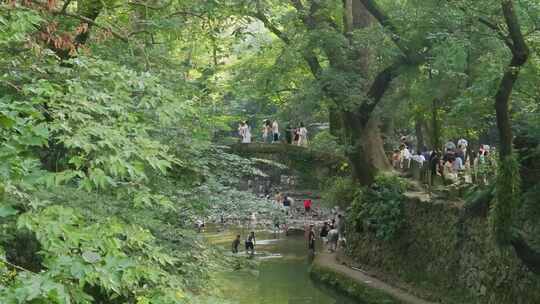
[412, 154, 426, 165]
[401, 148, 411, 160]
[272, 121, 279, 134]
[453, 157, 464, 171]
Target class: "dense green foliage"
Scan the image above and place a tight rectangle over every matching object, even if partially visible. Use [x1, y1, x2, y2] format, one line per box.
[0, 2, 278, 303]
[1, 0, 540, 302]
[349, 174, 407, 241]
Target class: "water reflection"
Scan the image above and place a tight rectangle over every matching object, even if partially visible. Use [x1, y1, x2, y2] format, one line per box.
[206, 229, 356, 304]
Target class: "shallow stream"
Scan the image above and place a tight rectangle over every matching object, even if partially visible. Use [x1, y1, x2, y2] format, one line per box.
[205, 228, 356, 304]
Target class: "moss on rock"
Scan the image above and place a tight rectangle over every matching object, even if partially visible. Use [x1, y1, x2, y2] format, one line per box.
[310, 263, 403, 304]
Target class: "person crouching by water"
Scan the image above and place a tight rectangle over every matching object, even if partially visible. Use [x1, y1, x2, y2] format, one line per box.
[245, 231, 256, 256]
[232, 234, 241, 254]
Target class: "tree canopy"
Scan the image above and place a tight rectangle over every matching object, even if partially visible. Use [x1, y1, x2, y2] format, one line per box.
[1, 0, 540, 303]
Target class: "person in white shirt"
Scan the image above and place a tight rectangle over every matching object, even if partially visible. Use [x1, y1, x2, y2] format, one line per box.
[238, 122, 245, 142]
[453, 156, 464, 171]
[412, 151, 426, 167]
[272, 120, 280, 143]
[400, 144, 412, 168]
[238, 121, 250, 143]
[457, 138, 468, 150]
[297, 122, 308, 146]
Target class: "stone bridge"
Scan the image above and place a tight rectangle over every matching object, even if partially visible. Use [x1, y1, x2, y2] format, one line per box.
[227, 143, 348, 199]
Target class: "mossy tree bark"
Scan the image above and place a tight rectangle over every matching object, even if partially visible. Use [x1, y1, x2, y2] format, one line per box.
[486, 0, 540, 275]
[490, 0, 528, 244]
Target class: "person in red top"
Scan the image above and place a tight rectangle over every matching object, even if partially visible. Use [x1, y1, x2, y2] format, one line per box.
[303, 199, 312, 214]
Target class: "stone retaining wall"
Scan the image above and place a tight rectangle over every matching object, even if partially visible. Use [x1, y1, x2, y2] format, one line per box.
[346, 195, 540, 304]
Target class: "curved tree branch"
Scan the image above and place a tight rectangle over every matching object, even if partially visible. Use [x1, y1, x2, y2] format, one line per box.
[251, 6, 323, 78]
[58, 11, 128, 43]
[356, 0, 409, 57]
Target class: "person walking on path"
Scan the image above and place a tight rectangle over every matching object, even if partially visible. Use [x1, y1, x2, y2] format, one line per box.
[327, 228, 339, 252]
[245, 231, 256, 256]
[232, 234, 241, 253]
[297, 123, 308, 146]
[400, 144, 412, 169]
[320, 221, 330, 249]
[272, 120, 280, 143]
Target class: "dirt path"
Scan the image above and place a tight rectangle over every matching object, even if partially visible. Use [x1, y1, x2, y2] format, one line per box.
[314, 253, 437, 304]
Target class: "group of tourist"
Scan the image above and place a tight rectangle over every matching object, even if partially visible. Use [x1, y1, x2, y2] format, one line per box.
[284, 123, 309, 146]
[392, 135, 495, 184]
[226, 191, 346, 256]
[238, 120, 309, 146]
[317, 214, 345, 253]
[273, 192, 319, 217]
[261, 119, 280, 143]
[391, 136, 414, 169]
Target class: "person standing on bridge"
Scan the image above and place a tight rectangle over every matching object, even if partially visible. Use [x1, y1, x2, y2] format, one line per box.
[262, 120, 272, 143]
[297, 122, 308, 147]
[240, 120, 251, 143]
[272, 119, 280, 143]
[285, 123, 293, 144]
[238, 121, 245, 142]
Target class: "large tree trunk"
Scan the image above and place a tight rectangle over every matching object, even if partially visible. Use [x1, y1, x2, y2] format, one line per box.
[339, 0, 390, 184]
[279, 0, 407, 184]
[415, 117, 425, 151]
[431, 98, 441, 150]
[329, 106, 343, 139]
[486, 0, 540, 274]
[343, 112, 390, 184]
[494, 0, 529, 159]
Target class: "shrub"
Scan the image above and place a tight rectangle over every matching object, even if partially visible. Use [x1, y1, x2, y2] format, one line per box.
[310, 130, 344, 155]
[321, 177, 360, 209]
[349, 174, 406, 241]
